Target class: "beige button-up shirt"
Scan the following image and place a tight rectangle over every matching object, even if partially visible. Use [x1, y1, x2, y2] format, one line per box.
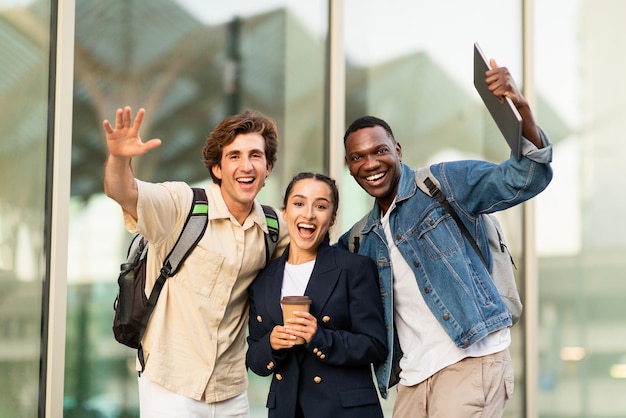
[123, 180, 288, 402]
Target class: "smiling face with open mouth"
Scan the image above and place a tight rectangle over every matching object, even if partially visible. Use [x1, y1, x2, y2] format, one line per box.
[344, 125, 403, 214]
[282, 177, 336, 264]
[212, 132, 271, 223]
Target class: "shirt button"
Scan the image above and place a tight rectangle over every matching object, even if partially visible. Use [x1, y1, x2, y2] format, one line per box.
[395, 234, 402, 241]
[442, 313, 450, 321]
[313, 376, 322, 383]
[413, 260, 420, 267]
[428, 216, 434, 225]
[463, 340, 470, 347]
[424, 287, 430, 294]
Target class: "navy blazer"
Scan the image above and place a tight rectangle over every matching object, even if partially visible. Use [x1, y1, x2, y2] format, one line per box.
[247, 242, 387, 418]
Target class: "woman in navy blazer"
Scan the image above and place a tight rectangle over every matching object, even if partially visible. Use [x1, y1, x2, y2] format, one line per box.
[247, 172, 387, 418]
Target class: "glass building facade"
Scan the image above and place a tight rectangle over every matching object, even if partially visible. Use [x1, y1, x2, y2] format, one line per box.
[1, 0, 625, 416]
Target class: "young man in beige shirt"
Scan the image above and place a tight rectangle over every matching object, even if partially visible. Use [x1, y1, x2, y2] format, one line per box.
[103, 107, 289, 417]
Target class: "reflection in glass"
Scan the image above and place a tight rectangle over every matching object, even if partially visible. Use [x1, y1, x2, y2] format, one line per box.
[0, 1, 51, 417]
[535, 0, 626, 417]
[66, 1, 327, 416]
[343, 1, 524, 416]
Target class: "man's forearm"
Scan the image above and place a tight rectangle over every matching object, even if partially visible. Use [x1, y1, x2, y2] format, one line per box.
[104, 154, 139, 219]
[517, 103, 542, 149]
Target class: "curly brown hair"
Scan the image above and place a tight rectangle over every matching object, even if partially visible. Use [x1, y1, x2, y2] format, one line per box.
[202, 109, 279, 185]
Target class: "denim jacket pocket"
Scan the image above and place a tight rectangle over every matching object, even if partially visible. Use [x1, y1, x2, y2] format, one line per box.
[415, 207, 464, 260]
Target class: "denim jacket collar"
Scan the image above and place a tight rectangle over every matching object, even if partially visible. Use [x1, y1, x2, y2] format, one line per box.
[363, 163, 417, 231]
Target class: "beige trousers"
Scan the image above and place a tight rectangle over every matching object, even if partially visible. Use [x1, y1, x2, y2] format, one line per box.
[392, 348, 514, 418]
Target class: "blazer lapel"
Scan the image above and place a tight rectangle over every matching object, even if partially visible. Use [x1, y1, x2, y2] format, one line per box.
[304, 243, 341, 317]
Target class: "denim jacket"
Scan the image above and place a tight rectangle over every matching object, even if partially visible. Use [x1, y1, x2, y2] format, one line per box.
[337, 129, 553, 398]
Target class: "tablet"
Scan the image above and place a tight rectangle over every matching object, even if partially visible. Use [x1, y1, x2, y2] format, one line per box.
[473, 42, 523, 160]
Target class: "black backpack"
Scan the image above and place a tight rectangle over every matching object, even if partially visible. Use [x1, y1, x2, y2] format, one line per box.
[112, 187, 280, 369]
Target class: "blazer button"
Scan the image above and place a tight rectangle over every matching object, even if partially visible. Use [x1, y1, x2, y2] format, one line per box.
[313, 376, 322, 384]
[256, 315, 262, 322]
[266, 361, 275, 370]
[322, 315, 330, 323]
[313, 348, 319, 354]
[275, 373, 283, 380]
[442, 313, 450, 321]
[320, 354, 326, 360]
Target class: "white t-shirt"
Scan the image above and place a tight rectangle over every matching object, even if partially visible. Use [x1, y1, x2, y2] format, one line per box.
[381, 202, 510, 386]
[281, 259, 316, 299]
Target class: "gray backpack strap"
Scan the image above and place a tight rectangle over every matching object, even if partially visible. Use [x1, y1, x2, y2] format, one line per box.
[414, 166, 438, 195]
[348, 213, 369, 253]
[139, 187, 208, 370]
[162, 188, 209, 276]
[415, 168, 522, 324]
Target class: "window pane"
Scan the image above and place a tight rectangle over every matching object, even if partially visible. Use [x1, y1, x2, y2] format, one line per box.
[535, 0, 626, 416]
[343, 1, 523, 416]
[66, 1, 327, 417]
[0, 0, 51, 416]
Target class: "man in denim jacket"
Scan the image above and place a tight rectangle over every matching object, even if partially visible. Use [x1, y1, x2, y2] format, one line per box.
[336, 59, 552, 417]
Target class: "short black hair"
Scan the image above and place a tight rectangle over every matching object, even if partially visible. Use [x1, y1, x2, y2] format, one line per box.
[343, 116, 395, 144]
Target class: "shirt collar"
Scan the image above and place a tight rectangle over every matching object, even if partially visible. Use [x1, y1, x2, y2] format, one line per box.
[205, 182, 269, 231]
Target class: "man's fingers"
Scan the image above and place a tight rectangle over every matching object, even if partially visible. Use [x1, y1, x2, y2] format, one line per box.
[103, 120, 113, 134]
[133, 108, 145, 130]
[112, 106, 136, 129]
[143, 138, 162, 150]
[114, 108, 125, 128]
[122, 106, 133, 127]
[107, 107, 149, 135]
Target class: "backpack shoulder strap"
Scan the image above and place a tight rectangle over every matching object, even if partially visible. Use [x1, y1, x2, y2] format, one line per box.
[161, 187, 209, 276]
[348, 213, 369, 253]
[138, 187, 209, 370]
[420, 173, 489, 269]
[415, 166, 437, 195]
[262, 204, 280, 264]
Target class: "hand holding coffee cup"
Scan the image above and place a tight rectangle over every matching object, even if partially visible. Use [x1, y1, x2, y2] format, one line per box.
[281, 295, 312, 345]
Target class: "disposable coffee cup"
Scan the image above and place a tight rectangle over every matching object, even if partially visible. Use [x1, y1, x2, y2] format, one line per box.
[281, 295, 312, 345]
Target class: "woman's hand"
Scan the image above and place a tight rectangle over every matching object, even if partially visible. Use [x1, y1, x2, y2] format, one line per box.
[269, 325, 298, 350]
[285, 311, 318, 344]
